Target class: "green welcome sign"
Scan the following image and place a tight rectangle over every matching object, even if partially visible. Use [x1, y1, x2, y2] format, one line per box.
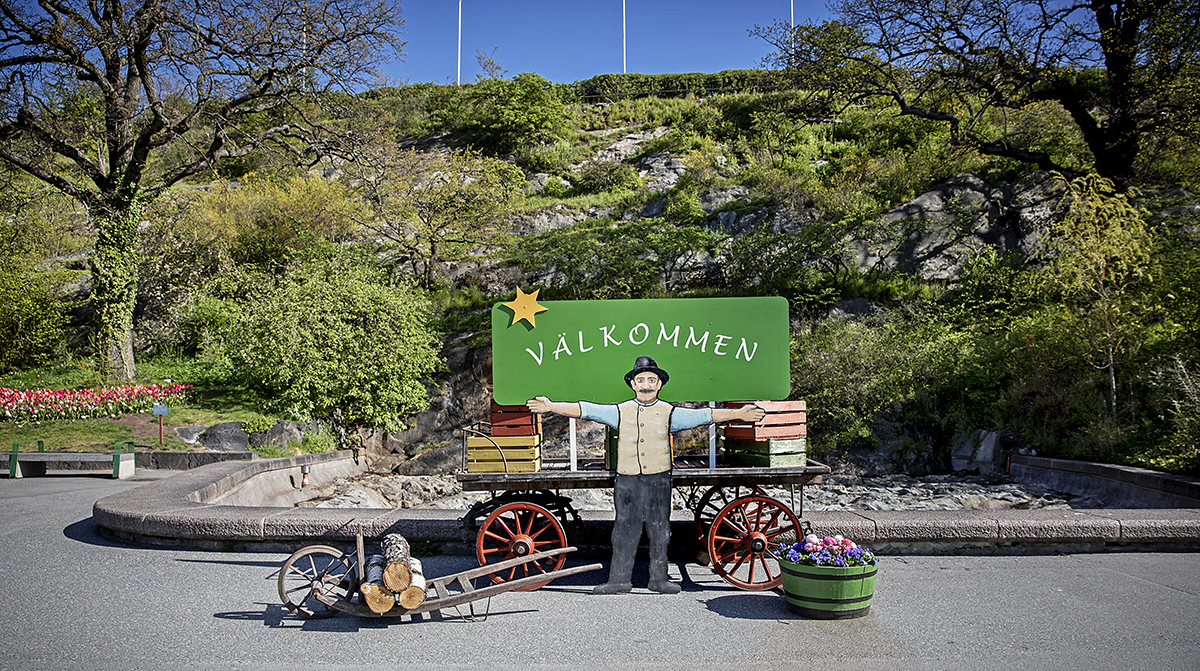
[491, 294, 791, 405]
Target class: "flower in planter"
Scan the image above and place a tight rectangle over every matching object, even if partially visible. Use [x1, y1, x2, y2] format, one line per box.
[776, 534, 879, 568]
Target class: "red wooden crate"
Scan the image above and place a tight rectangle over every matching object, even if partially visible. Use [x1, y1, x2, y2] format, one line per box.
[490, 402, 541, 437]
[491, 411, 541, 426]
[752, 411, 807, 426]
[725, 423, 807, 440]
[722, 400, 806, 440]
[490, 401, 530, 413]
[724, 400, 806, 412]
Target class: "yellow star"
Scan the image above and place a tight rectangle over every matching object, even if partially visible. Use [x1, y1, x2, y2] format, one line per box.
[503, 287, 548, 328]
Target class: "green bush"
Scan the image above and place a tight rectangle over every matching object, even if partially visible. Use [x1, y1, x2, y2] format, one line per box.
[461, 73, 571, 151]
[512, 218, 723, 299]
[512, 140, 578, 174]
[661, 185, 705, 225]
[0, 187, 83, 372]
[572, 161, 642, 195]
[299, 430, 337, 454]
[790, 307, 971, 462]
[220, 260, 443, 432]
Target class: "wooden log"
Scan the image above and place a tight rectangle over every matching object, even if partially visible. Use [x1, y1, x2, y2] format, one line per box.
[382, 533, 411, 565]
[383, 562, 412, 591]
[397, 557, 427, 609]
[361, 553, 396, 614]
[381, 533, 412, 591]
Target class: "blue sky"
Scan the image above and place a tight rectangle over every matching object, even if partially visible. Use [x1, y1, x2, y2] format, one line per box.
[387, 1, 832, 85]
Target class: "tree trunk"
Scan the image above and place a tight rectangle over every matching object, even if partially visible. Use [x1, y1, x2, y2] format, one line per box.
[89, 205, 142, 382]
[1107, 339, 1118, 421]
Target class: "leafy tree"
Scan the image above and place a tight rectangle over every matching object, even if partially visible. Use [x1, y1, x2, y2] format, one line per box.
[0, 0, 404, 381]
[751, 0, 1200, 188]
[222, 261, 442, 438]
[513, 218, 725, 299]
[190, 174, 365, 271]
[790, 306, 968, 460]
[352, 146, 524, 289]
[514, 220, 659, 300]
[1042, 174, 1155, 420]
[135, 175, 366, 355]
[0, 184, 79, 371]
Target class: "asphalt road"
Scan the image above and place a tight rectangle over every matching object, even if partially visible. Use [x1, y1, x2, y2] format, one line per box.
[2, 474, 1199, 671]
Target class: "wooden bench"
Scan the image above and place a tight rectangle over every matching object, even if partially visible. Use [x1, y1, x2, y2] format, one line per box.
[8, 440, 136, 479]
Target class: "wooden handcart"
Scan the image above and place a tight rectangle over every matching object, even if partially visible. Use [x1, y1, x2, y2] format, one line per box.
[278, 534, 603, 620]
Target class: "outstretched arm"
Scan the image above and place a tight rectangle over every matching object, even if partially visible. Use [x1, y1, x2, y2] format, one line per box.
[711, 404, 766, 424]
[526, 396, 582, 418]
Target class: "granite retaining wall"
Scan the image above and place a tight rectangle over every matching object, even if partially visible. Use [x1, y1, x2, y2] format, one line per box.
[1009, 455, 1200, 508]
[92, 451, 1200, 553]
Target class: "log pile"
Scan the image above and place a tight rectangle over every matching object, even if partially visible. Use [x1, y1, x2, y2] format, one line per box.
[358, 533, 427, 614]
[382, 533, 426, 610]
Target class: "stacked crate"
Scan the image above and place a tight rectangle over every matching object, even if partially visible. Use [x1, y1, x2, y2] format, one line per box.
[466, 402, 543, 473]
[721, 400, 807, 467]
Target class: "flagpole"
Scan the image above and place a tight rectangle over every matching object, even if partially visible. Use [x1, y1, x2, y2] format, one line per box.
[457, 0, 463, 85]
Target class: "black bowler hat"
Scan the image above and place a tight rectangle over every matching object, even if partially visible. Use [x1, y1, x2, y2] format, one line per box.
[624, 355, 669, 387]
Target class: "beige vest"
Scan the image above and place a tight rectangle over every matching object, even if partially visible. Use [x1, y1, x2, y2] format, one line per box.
[615, 399, 673, 475]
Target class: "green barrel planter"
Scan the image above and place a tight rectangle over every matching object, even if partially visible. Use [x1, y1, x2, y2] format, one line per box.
[780, 560, 877, 619]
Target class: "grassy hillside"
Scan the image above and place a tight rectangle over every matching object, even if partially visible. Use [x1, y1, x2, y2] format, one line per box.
[3, 72, 1198, 474]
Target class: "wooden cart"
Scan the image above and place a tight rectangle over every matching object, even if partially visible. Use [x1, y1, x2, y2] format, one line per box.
[457, 412, 831, 592]
[278, 534, 603, 620]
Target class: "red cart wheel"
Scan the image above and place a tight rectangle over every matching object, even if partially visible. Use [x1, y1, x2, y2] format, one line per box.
[693, 485, 765, 546]
[707, 495, 800, 591]
[475, 501, 567, 591]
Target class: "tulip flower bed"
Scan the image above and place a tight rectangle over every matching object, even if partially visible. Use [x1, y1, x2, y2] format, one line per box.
[1, 383, 192, 425]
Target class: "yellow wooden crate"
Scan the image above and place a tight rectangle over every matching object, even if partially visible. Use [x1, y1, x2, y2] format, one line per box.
[467, 445, 541, 461]
[466, 456, 542, 473]
[466, 434, 541, 448]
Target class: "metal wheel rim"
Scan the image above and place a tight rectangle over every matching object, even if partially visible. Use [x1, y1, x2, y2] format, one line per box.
[475, 501, 567, 591]
[706, 495, 799, 591]
[278, 545, 357, 619]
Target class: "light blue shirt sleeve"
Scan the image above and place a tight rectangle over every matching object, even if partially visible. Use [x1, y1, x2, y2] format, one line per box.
[670, 406, 713, 432]
[579, 401, 712, 432]
[579, 401, 619, 429]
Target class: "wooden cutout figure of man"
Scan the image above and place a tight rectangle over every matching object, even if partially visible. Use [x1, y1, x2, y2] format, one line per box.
[527, 355, 765, 594]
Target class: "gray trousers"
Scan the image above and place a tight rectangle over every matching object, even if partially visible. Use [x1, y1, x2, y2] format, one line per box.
[609, 471, 672, 581]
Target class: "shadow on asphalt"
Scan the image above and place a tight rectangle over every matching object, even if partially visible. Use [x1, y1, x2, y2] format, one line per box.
[702, 592, 791, 619]
[175, 557, 283, 568]
[63, 517, 145, 549]
[216, 603, 542, 630]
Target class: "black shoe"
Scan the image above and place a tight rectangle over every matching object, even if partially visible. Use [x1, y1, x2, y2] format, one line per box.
[593, 582, 633, 595]
[647, 580, 681, 594]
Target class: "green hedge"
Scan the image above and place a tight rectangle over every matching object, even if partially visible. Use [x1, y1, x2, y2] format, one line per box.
[563, 69, 795, 103]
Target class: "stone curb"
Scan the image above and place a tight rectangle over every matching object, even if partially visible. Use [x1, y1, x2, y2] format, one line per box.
[1010, 454, 1200, 507]
[92, 452, 1200, 553]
